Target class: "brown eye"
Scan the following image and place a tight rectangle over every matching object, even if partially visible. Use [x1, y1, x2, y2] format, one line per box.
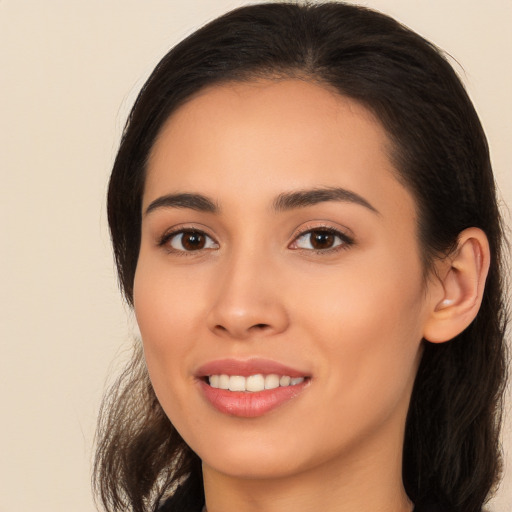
[168, 230, 218, 252]
[310, 231, 336, 249]
[182, 232, 205, 250]
[291, 228, 352, 252]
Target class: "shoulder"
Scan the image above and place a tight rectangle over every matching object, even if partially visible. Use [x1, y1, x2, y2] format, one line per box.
[414, 501, 457, 512]
[157, 488, 204, 512]
[158, 498, 203, 512]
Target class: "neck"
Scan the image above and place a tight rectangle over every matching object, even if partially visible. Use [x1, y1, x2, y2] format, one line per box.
[202, 413, 413, 512]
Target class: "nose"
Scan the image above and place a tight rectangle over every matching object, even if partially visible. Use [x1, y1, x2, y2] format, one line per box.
[206, 251, 289, 340]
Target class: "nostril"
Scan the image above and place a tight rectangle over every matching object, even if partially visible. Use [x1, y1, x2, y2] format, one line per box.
[253, 323, 270, 330]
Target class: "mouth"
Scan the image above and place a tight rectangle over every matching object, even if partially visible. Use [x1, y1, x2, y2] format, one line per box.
[196, 359, 310, 417]
[206, 373, 306, 392]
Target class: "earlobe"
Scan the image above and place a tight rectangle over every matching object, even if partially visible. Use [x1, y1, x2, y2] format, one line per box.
[423, 228, 490, 343]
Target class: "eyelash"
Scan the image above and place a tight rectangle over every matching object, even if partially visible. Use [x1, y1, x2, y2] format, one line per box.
[157, 225, 354, 255]
[158, 227, 219, 255]
[289, 226, 354, 254]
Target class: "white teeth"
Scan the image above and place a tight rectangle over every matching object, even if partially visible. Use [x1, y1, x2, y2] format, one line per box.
[218, 374, 230, 390]
[279, 375, 291, 386]
[228, 375, 246, 392]
[264, 374, 280, 390]
[208, 373, 306, 391]
[246, 374, 265, 392]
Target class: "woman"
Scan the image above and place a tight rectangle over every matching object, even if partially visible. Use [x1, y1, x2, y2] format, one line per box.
[94, 2, 508, 512]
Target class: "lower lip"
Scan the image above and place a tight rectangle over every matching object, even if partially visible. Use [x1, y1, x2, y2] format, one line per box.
[199, 379, 308, 418]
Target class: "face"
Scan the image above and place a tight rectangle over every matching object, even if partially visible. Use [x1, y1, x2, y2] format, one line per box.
[134, 80, 434, 482]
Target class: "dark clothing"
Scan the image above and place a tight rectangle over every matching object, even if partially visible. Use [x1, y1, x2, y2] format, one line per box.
[158, 490, 452, 512]
[415, 502, 452, 512]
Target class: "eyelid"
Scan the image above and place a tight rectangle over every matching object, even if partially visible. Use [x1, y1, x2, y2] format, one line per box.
[157, 224, 219, 252]
[155, 222, 354, 254]
[288, 223, 355, 251]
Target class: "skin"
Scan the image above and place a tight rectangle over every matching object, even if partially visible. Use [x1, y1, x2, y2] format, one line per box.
[133, 79, 476, 512]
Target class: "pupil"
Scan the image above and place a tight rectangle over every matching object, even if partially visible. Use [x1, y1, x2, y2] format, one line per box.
[183, 232, 205, 250]
[312, 231, 334, 249]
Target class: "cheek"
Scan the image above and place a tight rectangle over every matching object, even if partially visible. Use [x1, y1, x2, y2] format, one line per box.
[297, 249, 426, 401]
[133, 258, 203, 405]
[134, 252, 206, 344]
[134, 281, 205, 442]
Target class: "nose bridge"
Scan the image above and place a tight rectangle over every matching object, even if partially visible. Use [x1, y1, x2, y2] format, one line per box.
[207, 240, 288, 339]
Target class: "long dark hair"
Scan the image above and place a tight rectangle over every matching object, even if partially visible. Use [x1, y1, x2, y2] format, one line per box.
[94, 3, 508, 512]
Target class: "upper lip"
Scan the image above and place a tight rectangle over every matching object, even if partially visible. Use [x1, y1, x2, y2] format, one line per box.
[195, 358, 309, 378]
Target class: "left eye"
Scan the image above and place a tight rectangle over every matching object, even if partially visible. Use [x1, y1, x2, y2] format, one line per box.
[166, 230, 218, 252]
[291, 229, 349, 251]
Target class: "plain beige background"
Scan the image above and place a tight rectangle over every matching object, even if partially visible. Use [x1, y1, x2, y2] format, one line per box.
[1, 1, 510, 511]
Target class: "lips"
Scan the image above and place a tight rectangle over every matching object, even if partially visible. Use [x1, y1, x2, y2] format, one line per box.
[196, 358, 308, 378]
[196, 358, 310, 418]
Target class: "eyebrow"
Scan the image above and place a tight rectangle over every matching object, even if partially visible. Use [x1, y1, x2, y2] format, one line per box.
[145, 193, 219, 215]
[272, 187, 379, 214]
[144, 186, 378, 216]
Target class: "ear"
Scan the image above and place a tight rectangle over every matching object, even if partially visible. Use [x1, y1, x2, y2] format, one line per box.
[423, 228, 490, 343]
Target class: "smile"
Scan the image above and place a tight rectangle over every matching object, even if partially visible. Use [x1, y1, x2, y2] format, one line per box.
[208, 374, 305, 392]
[197, 359, 310, 417]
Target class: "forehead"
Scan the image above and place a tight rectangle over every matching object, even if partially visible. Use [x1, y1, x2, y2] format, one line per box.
[144, 79, 414, 222]
[149, 79, 387, 172]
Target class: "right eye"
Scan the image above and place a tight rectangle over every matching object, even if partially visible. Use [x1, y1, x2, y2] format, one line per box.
[162, 230, 219, 252]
